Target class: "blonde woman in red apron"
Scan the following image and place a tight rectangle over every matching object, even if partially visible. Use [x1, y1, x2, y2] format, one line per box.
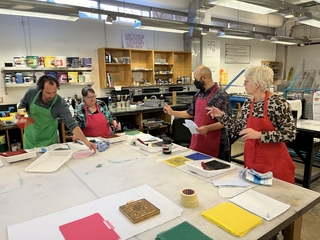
[206, 65, 296, 183]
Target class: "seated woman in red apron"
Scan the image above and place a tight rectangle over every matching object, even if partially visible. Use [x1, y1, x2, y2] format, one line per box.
[74, 87, 121, 137]
[206, 65, 296, 184]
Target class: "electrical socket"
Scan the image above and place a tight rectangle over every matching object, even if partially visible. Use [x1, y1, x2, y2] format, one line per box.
[0, 96, 3, 103]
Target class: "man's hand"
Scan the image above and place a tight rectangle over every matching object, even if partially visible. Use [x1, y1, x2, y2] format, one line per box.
[163, 103, 173, 115]
[196, 125, 209, 135]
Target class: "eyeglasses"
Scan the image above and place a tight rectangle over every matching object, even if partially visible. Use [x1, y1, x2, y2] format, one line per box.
[85, 95, 96, 99]
[244, 79, 251, 85]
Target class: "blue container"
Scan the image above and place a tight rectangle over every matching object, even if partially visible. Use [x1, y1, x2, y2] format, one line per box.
[81, 57, 92, 67]
[16, 73, 23, 83]
[45, 72, 58, 79]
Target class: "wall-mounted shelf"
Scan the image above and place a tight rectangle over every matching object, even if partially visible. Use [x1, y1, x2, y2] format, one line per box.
[1, 67, 92, 72]
[5, 82, 94, 88]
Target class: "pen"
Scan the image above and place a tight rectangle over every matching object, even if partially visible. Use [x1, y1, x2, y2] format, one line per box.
[137, 138, 148, 146]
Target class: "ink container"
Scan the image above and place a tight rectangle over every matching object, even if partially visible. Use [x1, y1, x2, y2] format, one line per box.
[162, 137, 172, 154]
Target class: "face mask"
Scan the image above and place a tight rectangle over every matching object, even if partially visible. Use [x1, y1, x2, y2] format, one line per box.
[194, 79, 204, 91]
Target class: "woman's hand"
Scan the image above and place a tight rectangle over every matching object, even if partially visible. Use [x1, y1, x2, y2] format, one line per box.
[205, 106, 223, 118]
[163, 103, 173, 115]
[239, 128, 261, 140]
[112, 120, 121, 131]
[84, 140, 97, 152]
[72, 135, 78, 142]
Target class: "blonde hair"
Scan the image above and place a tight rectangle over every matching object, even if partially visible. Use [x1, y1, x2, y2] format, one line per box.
[244, 65, 274, 91]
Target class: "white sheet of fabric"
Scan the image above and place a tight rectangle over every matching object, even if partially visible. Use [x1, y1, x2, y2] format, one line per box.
[287, 99, 302, 119]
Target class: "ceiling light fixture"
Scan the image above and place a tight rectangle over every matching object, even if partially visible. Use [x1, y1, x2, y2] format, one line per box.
[285, 9, 295, 19]
[217, 29, 255, 40]
[201, 28, 208, 35]
[0, 8, 79, 21]
[133, 19, 189, 34]
[208, 0, 277, 15]
[299, 12, 320, 28]
[105, 15, 115, 24]
[270, 36, 299, 45]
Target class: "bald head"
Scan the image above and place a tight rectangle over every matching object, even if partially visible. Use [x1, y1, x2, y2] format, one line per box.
[194, 65, 214, 91]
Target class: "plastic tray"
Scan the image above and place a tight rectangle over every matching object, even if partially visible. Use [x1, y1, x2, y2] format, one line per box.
[0, 150, 36, 163]
[136, 141, 162, 153]
[25, 150, 73, 173]
[185, 159, 235, 178]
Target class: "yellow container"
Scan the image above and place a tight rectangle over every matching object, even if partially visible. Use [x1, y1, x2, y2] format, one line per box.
[44, 56, 55, 68]
[68, 72, 78, 82]
[0, 135, 5, 144]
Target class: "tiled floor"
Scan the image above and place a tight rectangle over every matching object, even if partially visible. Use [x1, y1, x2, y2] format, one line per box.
[231, 139, 320, 240]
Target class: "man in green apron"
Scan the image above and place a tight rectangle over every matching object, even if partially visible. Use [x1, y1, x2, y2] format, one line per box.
[17, 75, 96, 151]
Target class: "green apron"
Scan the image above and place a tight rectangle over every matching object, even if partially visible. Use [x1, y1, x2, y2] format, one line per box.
[24, 91, 58, 149]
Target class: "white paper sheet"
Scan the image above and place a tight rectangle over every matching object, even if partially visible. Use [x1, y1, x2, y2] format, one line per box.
[229, 189, 291, 221]
[183, 119, 199, 134]
[7, 184, 183, 240]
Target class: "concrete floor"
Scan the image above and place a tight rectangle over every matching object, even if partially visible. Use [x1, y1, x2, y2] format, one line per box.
[231, 139, 320, 240]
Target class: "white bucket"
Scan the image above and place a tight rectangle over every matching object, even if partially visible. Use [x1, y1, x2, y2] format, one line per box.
[55, 56, 66, 67]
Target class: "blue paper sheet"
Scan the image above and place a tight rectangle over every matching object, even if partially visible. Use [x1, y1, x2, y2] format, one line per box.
[185, 152, 212, 161]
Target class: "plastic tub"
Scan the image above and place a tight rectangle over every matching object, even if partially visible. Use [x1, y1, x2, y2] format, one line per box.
[25, 150, 73, 173]
[0, 150, 36, 163]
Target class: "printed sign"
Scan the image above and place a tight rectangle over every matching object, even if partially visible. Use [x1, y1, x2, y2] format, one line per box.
[225, 44, 251, 64]
[122, 31, 147, 49]
[313, 90, 320, 121]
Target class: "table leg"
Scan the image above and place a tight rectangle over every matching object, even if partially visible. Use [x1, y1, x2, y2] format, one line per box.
[283, 216, 302, 240]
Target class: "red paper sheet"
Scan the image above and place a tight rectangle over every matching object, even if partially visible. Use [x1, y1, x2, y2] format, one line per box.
[59, 213, 120, 240]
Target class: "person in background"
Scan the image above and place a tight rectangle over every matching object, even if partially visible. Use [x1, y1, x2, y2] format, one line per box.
[17, 75, 96, 151]
[163, 65, 232, 161]
[206, 65, 296, 183]
[73, 87, 120, 138]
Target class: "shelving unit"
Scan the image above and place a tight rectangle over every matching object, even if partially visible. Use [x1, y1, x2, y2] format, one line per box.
[261, 60, 281, 82]
[2, 67, 93, 94]
[97, 47, 192, 88]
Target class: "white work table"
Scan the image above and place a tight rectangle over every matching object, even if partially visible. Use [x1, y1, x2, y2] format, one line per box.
[1, 141, 320, 240]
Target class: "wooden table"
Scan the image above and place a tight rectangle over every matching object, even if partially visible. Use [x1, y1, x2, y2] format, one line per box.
[1, 141, 320, 239]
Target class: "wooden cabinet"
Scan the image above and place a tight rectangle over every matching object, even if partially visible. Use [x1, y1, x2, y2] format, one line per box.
[98, 48, 192, 88]
[261, 61, 281, 82]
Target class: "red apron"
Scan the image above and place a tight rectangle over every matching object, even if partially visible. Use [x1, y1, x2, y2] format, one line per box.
[82, 102, 112, 137]
[244, 92, 295, 183]
[190, 84, 221, 157]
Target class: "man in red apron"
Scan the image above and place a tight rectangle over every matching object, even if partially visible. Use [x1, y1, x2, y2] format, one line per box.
[163, 65, 231, 160]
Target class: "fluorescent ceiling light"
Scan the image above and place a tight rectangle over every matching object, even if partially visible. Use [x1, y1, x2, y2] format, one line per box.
[134, 19, 189, 34]
[209, 0, 277, 15]
[270, 36, 298, 45]
[284, 9, 295, 19]
[299, 13, 320, 28]
[0, 8, 78, 21]
[217, 29, 254, 40]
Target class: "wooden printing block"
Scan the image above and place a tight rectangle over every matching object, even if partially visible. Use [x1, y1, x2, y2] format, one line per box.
[119, 198, 160, 224]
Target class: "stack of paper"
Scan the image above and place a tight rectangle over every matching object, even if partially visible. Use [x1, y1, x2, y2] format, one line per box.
[201, 202, 263, 237]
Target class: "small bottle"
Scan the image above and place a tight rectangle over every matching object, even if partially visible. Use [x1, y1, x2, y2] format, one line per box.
[162, 137, 172, 154]
[160, 94, 164, 100]
[144, 96, 148, 101]
[108, 96, 112, 109]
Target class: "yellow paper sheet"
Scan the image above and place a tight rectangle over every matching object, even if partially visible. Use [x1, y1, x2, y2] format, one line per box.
[163, 155, 190, 167]
[201, 202, 263, 237]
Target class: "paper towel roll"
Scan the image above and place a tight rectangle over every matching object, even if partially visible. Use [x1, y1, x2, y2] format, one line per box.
[287, 99, 302, 119]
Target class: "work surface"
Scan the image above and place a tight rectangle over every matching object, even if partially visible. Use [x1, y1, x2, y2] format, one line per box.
[1, 141, 320, 240]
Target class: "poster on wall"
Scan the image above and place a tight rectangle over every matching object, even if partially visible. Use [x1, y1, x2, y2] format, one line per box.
[122, 31, 147, 49]
[225, 44, 251, 64]
[206, 40, 219, 58]
[313, 90, 320, 121]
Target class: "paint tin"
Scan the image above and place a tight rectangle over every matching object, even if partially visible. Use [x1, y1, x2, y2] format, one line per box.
[38, 56, 44, 67]
[14, 56, 27, 67]
[0, 135, 6, 144]
[16, 73, 23, 83]
[26, 56, 39, 68]
[34, 72, 45, 82]
[81, 57, 92, 67]
[66, 57, 79, 68]
[78, 74, 85, 83]
[45, 72, 57, 79]
[55, 56, 66, 67]
[162, 137, 172, 154]
[68, 72, 78, 82]
[23, 72, 34, 83]
[57, 72, 68, 82]
[82, 72, 92, 82]
[44, 56, 56, 68]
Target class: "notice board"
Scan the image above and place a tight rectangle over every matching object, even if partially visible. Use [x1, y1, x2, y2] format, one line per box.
[225, 44, 251, 64]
